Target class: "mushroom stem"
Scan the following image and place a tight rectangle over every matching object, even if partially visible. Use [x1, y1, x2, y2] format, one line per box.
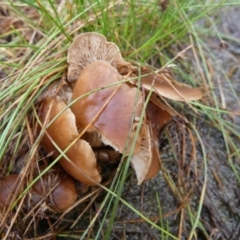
[93, 147, 122, 162]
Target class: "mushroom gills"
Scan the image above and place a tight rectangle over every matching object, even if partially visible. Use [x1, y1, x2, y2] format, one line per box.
[130, 123, 161, 185]
[67, 32, 132, 82]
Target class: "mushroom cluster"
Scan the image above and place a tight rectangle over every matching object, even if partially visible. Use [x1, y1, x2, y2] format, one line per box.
[1, 32, 202, 212]
[39, 32, 202, 187]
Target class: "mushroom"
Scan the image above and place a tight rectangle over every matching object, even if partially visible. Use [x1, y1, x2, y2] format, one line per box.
[70, 60, 144, 155]
[66, 32, 202, 185]
[0, 171, 78, 212]
[0, 174, 22, 210]
[70, 60, 160, 184]
[130, 124, 151, 184]
[67, 32, 133, 82]
[131, 109, 172, 184]
[146, 97, 173, 139]
[30, 170, 78, 212]
[39, 96, 101, 186]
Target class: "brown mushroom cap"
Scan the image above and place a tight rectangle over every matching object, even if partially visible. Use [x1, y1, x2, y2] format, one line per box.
[139, 70, 203, 102]
[71, 60, 144, 155]
[67, 32, 132, 82]
[146, 97, 173, 138]
[0, 174, 21, 210]
[31, 171, 78, 212]
[51, 174, 77, 211]
[0, 172, 78, 212]
[39, 96, 101, 186]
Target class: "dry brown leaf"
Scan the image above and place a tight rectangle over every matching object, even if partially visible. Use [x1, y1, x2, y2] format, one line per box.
[140, 70, 202, 102]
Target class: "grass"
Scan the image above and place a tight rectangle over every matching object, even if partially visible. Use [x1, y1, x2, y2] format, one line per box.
[1, 0, 240, 239]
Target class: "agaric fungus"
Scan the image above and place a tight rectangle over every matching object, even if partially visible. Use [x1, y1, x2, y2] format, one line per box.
[70, 60, 144, 155]
[146, 99, 173, 140]
[67, 32, 133, 82]
[0, 174, 22, 210]
[69, 60, 164, 184]
[0, 171, 78, 212]
[35, 31, 201, 186]
[39, 96, 101, 186]
[66, 32, 202, 185]
[130, 98, 183, 184]
[30, 170, 78, 212]
[129, 68, 202, 183]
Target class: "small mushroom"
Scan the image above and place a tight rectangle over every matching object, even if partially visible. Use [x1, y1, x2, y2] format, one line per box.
[0, 171, 78, 212]
[145, 131, 162, 180]
[30, 170, 78, 212]
[71, 60, 144, 155]
[67, 32, 133, 82]
[139, 69, 203, 102]
[144, 101, 171, 179]
[0, 174, 22, 210]
[39, 96, 101, 186]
